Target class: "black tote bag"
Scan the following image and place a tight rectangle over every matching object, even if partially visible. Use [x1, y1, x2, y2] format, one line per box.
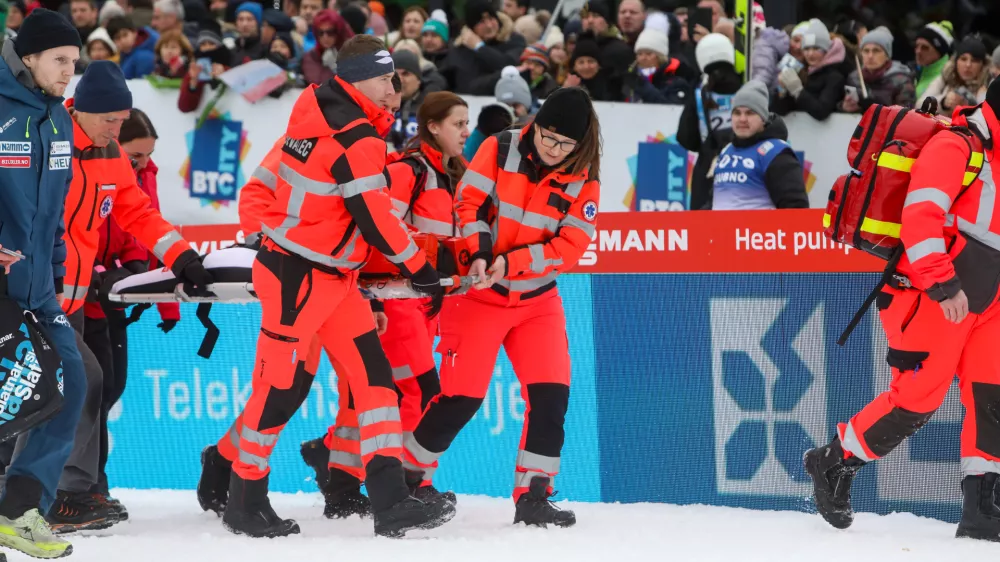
[0, 271, 65, 443]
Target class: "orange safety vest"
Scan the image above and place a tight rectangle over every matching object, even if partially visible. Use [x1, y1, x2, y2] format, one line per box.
[455, 126, 600, 303]
[258, 77, 427, 277]
[61, 101, 189, 315]
[387, 142, 461, 237]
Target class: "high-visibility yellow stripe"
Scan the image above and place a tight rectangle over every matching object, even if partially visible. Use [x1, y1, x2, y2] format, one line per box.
[822, 213, 831, 228]
[861, 216, 901, 238]
[970, 152, 984, 168]
[964, 171, 979, 186]
[877, 152, 915, 173]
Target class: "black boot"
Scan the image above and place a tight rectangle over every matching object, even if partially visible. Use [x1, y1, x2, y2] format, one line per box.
[513, 476, 576, 528]
[46, 490, 121, 534]
[222, 475, 300, 538]
[803, 437, 865, 530]
[405, 468, 457, 505]
[373, 495, 456, 538]
[322, 468, 371, 519]
[197, 445, 232, 516]
[300, 436, 331, 491]
[956, 473, 1000, 542]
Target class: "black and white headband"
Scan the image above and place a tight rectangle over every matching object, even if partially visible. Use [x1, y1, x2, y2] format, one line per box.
[338, 49, 395, 84]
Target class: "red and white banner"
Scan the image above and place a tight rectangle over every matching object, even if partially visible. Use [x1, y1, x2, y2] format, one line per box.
[178, 209, 884, 275]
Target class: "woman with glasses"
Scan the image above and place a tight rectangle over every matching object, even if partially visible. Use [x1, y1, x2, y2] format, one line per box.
[400, 87, 602, 528]
[301, 9, 354, 85]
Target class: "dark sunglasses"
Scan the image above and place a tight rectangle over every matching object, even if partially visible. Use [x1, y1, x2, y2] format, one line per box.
[316, 28, 337, 38]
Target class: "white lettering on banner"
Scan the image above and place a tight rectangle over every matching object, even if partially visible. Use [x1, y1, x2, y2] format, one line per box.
[871, 321, 962, 504]
[709, 299, 826, 496]
[639, 199, 686, 212]
[579, 229, 687, 266]
[192, 171, 237, 197]
[735, 228, 788, 251]
[57, 78, 860, 223]
[192, 239, 238, 255]
[735, 229, 852, 256]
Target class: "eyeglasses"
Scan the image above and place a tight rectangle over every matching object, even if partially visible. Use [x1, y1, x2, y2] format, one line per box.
[317, 28, 337, 37]
[539, 131, 577, 152]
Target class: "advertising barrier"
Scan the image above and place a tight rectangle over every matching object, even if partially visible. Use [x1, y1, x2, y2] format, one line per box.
[62, 79, 860, 226]
[106, 210, 964, 524]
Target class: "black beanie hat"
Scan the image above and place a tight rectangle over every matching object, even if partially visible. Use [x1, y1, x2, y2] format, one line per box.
[465, 0, 497, 27]
[14, 8, 82, 58]
[584, 0, 611, 23]
[534, 87, 593, 142]
[955, 36, 987, 62]
[339, 5, 367, 35]
[75, 61, 133, 114]
[570, 34, 602, 68]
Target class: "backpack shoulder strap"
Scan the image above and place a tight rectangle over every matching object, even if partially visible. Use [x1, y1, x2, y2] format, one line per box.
[396, 152, 429, 220]
[946, 125, 985, 203]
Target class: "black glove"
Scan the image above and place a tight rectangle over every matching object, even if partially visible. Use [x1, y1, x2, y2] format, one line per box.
[244, 231, 263, 250]
[122, 260, 148, 275]
[97, 267, 136, 311]
[157, 319, 178, 333]
[410, 262, 442, 297]
[171, 249, 215, 297]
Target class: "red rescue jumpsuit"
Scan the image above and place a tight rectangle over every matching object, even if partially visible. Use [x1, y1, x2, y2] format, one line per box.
[225, 77, 434, 511]
[327, 142, 462, 480]
[837, 104, 1000, 476]
[401, 127, 600, 500]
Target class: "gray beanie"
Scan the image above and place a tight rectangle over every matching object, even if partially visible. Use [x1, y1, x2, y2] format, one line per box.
[495, 66, 533, 109]
[732, 79, 770, 120]
[800, 18, 831, 52]
[860, 26, 893, 59]
[993, 45, 1000, 65]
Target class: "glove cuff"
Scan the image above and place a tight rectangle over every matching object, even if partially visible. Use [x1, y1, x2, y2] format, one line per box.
[410, 262, 440, 288]
[370, 299, 385, 313]
[54, 277, 63, 294]
[170, 249, 201, 277]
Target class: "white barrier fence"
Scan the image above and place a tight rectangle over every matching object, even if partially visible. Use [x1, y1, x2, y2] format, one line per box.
[64, 78, 860, 227]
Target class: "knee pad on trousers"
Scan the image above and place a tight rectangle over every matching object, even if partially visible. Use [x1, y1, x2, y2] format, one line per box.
[972, 382, 1000, 458]
[524, 383, 569, 457]
[863, 406, 935, 458]
[257, 360, 315, 431]
[415, 368, 441, 412]
[414, 395, 484, 453]
[353, 330, 395, 391]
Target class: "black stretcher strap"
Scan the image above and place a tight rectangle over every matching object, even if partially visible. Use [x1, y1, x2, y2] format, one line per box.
[196, 303, 219, 359]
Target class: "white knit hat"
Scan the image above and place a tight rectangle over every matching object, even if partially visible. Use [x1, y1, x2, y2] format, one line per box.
[634, 28, 668, 57]
[87, 26, 118, 54]
[696, 33, 735, 71]
[495, 66, 533, 109]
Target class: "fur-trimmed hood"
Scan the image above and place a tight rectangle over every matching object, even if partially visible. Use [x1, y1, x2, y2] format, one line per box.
[454, 10, 515, 46]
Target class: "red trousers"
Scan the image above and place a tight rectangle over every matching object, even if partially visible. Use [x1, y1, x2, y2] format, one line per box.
[838, 285, 1000, 475]
[218, 242, 403, 487]
[327, 298, 441, 481]
[402, 289, 572, 501]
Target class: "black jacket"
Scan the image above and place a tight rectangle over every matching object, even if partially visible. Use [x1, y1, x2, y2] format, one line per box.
[771, 64, 846, 121]
[712, 115, 809, 209]
[443, 32, 527, 95]
[622, 58, 699, 104]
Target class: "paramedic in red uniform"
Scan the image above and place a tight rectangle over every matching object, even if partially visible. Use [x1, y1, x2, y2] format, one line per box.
[218, 35, 454, 540]
[54, 61, 213, 532]
[312, 91, 470, 518]
[806, 79, 1000, 542]
[401, 87, 602, 528]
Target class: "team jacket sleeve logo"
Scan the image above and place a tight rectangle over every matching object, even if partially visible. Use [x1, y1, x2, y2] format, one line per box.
[282, 137, 318, 163]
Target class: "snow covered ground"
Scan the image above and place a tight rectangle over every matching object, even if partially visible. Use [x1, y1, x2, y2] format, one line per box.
[32, 490, 1000, 562]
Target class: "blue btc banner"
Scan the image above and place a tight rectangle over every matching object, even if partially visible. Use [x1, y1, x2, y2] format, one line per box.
[634, 142, 689, 212]
[186, 119, 244, 202]
[108, 273, 964, 522]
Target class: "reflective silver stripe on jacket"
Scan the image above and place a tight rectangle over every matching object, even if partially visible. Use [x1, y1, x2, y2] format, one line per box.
[251, 165, 277, 191]
[496, 271, 558, 292]
[152, 230, 184, 261]
[63, 284, 89, 301]
[527, 244, 562, 274]
[261, 225, 364, 269]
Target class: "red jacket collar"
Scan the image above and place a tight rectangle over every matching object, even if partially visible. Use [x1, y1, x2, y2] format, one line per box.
[334, 76, 394, 138]
[419, 141, 446, 174]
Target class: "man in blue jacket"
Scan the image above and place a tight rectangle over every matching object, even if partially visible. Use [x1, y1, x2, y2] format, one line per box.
[0, 8, 85, 559]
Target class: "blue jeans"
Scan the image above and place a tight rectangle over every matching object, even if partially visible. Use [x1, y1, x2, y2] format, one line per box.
[4, 298, 87, 513]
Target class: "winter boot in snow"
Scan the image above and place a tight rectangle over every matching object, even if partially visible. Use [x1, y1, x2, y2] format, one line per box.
[222, 475, 300, 538]
[322, 468, 371, 519]
[373, 494, 456, 538]
[956, 473, 1000, 542]
[197, 445, 232, 516]
[404, 468, 457, 505]
[513, 476, 576, 528]
[46, 491, 120, 534]
[300, 436, 331, 491]
[0, 509, 72, 559]
[804, 437, 864, 530]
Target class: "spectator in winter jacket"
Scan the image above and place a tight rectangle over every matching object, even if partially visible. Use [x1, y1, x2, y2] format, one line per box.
[787, 20, 808, 63]
[920, 36, 991, 117]
[6, 0, 24, 32]
[444, 0, 526, 95]
[390, 49, 441, 149]
[386, 6, 425, 48]
[495, 65, 534, 123]
[912, 21, 953, 99]
[151, 0, 183, 35]
[267, 31, 298, 73]
[420, 9, 449, 69]
[392, 39, 447, 92]
[712, 80, 807, 210]
[502, 0, 528, 22]
[513, 13, 543, 46]
[519, 42, 558, 99]
[622, 19, 696, 104]
[295, 0, 320, 51]
[70, 0, 99, 46]
[85, 27, 119, 65]
[178, 21, 230, 112]
[261, 9, 293, 46]
[153, 29, 192, 78]
[300, 9, 350, 85]
[616, 0, 645, 48]
[230, 1, 265, 66]
[563, 33, 620, 101]
[751, 22, 790, 94]
[773, 19, 846, 121]
[580, 0, 632, 96]
[678, 33, 740, 210]
[107, 15, 158, 78]
[98, 1, 125, 27]
[841, 27, 915, 113]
